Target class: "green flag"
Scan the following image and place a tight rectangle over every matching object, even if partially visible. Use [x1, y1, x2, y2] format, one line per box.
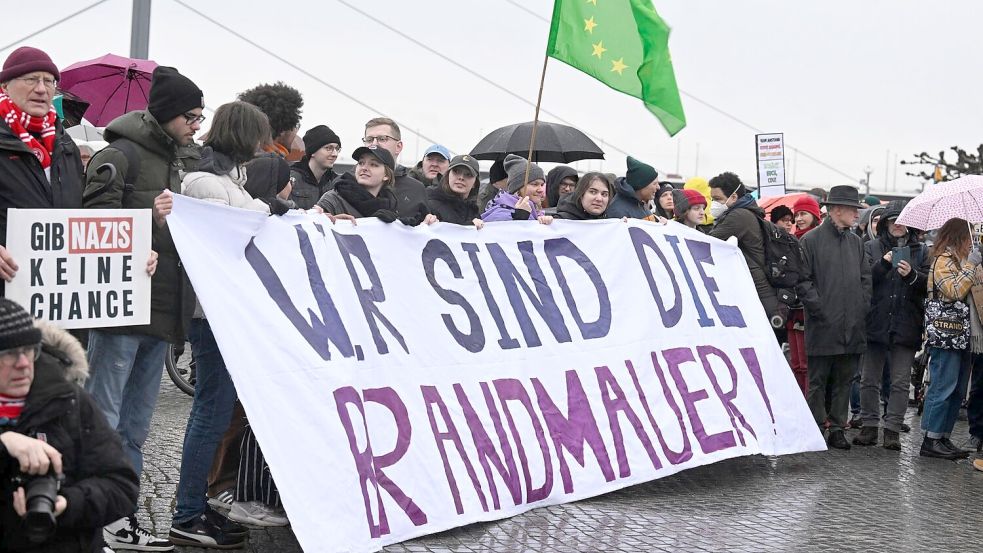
[546, 0, 686, 136]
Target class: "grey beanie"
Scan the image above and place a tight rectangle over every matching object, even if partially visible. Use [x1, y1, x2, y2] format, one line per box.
[504, 154, 545, 194]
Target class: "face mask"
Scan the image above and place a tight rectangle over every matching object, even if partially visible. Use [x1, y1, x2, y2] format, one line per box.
[709, 201, 728, 218]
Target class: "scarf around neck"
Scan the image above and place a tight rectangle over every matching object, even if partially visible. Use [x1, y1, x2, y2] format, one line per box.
[334, 174, 397, 217]
[0, 90, 57, 169]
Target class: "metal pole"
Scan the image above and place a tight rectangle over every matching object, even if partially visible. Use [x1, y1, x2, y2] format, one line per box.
[130, 0, 152, 59]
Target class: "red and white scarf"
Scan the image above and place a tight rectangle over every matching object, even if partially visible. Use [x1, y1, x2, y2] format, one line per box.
[0, 89, 57, 169]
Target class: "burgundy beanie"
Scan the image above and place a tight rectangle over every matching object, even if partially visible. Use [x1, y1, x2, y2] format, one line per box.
[0, 46, 59, 83]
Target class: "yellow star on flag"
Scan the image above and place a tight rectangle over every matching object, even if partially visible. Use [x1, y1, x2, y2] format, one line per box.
[591, 41, 607, 58]
[584, 17, 597, 33]
[610, 57, 628, 75]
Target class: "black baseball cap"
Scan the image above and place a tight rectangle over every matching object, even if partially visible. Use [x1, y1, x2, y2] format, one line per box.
[351, 146, 395, 172]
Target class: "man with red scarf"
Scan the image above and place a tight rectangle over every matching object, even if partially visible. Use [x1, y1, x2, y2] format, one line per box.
[0, 47, 83, 284]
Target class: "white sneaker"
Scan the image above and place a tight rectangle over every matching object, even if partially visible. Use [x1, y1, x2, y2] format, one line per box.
[103, 515, 174, 551]
[206, 488, 234, 512]
[227, 501, 289, 527]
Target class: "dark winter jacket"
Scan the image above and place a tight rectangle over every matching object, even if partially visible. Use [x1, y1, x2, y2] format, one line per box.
[82, 110, 200, 344]
[0, 323, 139, 553]
[797, 218, 873, 355]
[0, 119, 83, 247]
[481, 190, 542, 222]
[554, 197, 604, 220]
[606, 177, 651, 220]
[288, 157, 336, 210]
[393, 166, 430, 219]
[709, 195, 780, 323]
[427, 187, 479, 225]
[863, 202, 929, 348]
[408, 165, 441, 189]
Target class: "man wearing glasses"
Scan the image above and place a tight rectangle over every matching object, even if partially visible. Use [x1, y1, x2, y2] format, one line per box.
[289, 124, 341, 210]
[0, 47, 84, 289]
[361, 117, 430, 221]
[82, 66, 206, 551]
[0, 297, 139, 552]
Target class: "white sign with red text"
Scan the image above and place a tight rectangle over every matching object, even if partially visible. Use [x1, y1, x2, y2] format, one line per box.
[5, 209, 152, 328]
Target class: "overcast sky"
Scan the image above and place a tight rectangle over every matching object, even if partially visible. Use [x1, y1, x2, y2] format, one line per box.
[8, 0, 981, 194]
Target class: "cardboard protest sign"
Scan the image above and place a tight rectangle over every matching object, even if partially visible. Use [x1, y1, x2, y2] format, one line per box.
[6, 209, 152, 329]
[168, 196, 825, 553]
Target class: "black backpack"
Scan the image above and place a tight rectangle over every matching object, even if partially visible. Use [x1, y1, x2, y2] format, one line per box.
[754, 216, 807, 301]
[82, 138, 142, 206]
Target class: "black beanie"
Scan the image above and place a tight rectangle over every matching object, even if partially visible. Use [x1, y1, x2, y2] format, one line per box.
[303, 125, 341, 156]
[489, 157, 507, 183]
[0, 299, 41, 351]
[244, 154, 291, 199]
[148, 66, 204, 124]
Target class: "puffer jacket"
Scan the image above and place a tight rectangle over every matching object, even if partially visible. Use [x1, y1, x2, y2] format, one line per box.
[863, 201, 929, 348]
[82, 110, 200, 344]
[0, 323, 139, 553]
[182, 148, 270, 213]
[481, 190, 542, 222]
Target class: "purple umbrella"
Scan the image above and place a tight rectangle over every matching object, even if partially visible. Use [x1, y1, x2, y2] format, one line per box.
[59, 54, 158, 126]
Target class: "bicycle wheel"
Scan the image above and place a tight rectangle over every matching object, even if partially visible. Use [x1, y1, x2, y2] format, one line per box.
[165, 341, 196, 396]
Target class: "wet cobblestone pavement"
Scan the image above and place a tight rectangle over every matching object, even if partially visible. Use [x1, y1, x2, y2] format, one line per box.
[142, 376, 983, 552]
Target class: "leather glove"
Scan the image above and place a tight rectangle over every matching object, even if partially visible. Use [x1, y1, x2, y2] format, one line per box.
[372, 209, 398, 223]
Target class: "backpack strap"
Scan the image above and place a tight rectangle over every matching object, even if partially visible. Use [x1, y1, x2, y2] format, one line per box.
[83, 138, 142, 206]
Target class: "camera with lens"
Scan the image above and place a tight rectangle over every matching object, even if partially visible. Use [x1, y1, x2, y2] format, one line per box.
[10, 471, 64, 544]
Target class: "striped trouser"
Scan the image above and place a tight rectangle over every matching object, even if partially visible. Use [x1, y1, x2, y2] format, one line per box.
[234, 424, 281, 507]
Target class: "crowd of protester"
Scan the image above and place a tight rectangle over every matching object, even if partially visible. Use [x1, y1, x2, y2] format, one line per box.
[0, 45, 982, 552]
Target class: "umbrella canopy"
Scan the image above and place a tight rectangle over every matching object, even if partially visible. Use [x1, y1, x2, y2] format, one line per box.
[66, 122, 104, 141]
[469, 121, 604, 163]
[59, 54, 157, 126]
[758, 192, 809, 217]
[896, 175, 983, 230]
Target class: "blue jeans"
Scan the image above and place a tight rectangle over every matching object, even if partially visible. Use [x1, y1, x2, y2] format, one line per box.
[921, 347, 971, 436]
[173, 319, 238, 523]
[85, 330, 168, 476]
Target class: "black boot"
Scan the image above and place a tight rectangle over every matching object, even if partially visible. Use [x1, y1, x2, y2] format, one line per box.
[852, 426, 878, 446]
[828, 430, 851, 450]
[940, 437, 970, 459]
[882, 429, 901, 451]
[919, 437, 960, 460]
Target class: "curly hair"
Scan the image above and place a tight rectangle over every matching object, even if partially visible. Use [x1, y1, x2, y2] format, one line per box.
[237, 82, 303, 137]
[708, 171, 746, 198]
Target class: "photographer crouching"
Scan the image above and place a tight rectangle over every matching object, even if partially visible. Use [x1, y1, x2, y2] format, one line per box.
[0, 299, 138, 552]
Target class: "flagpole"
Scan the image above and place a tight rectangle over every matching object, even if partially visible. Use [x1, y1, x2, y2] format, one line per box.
[523, 55, 550, 186]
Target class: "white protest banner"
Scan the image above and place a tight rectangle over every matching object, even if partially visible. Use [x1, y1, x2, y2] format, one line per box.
[756, 133, 786, 198]
[167, 195, 826, 553]
[5, 209, 152, 329]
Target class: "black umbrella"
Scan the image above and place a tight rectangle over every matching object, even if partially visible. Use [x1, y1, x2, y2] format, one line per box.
[470, 121, 605, 163]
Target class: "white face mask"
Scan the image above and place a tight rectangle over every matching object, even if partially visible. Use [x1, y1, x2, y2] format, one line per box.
[709, 201, 728, 218]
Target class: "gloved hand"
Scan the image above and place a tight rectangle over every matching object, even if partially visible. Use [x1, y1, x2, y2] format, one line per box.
[269, 197, 293, 216]
[397, 204, 430, 227]
[969, 247, 982, 266]
[372, 209, 398, 223]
